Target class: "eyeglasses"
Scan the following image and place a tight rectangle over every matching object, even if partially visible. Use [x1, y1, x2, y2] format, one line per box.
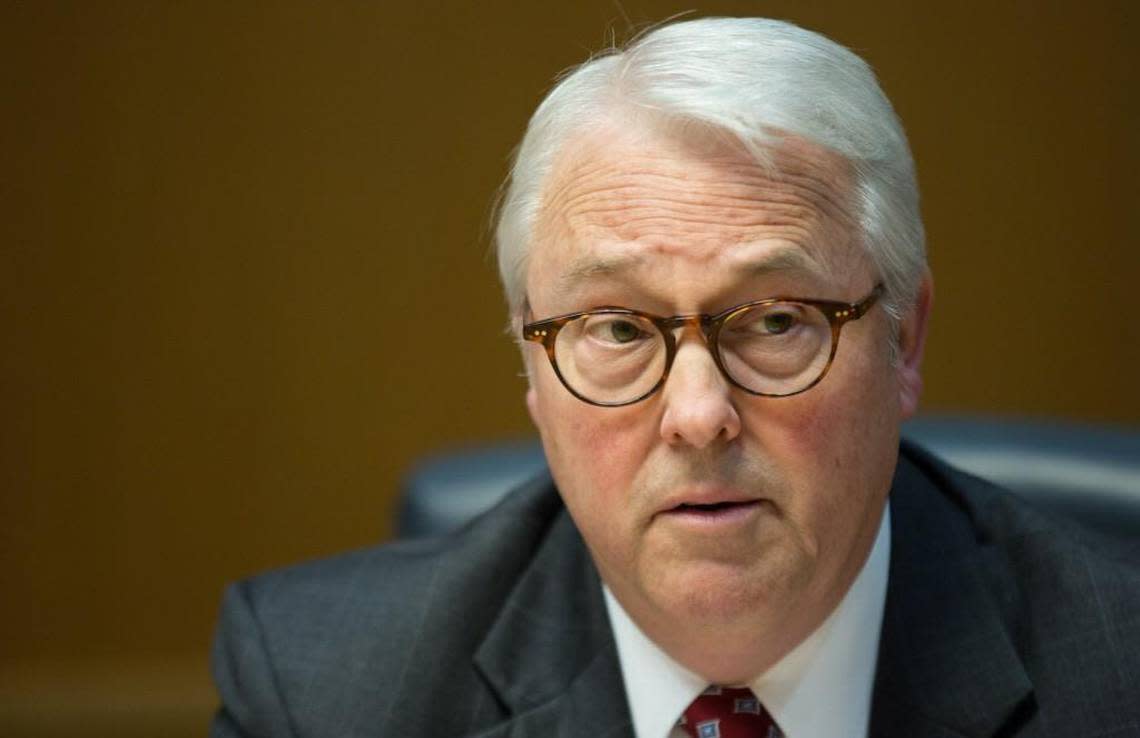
[523, 284, 884, 407]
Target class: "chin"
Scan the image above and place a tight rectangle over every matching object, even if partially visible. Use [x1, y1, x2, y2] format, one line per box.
[649, 555, 810, 625]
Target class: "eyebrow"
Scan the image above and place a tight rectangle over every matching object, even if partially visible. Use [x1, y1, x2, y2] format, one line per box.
[558, 253, 643, 289]
[552, 246, 824, 300]
[738, 248, 824, 278]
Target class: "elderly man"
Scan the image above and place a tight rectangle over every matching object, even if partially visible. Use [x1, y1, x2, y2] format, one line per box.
[211, 17, 1139, 738]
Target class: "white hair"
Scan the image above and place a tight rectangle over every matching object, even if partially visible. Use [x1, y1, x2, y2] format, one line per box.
[495, 16, 925, 328]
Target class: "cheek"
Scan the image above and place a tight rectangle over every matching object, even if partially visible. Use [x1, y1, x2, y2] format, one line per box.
[532, 372, 652, 513]
[536, 388, 659, 575]
[745, 335, 898, 530]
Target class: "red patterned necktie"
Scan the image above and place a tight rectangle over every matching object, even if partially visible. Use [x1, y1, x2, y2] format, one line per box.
[678, 686, 782, 738]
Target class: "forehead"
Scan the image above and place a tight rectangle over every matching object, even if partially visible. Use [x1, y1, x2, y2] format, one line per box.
[528, 123, 867, 309]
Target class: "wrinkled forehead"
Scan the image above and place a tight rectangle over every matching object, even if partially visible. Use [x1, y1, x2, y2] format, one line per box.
[526, 122, 868, 309]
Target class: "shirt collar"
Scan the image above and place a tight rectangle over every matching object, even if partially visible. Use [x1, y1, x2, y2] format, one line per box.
[604, 503, 891, 738]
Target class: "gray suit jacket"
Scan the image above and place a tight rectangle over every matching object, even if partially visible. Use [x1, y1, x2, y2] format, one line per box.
[211, 443, 1140, 737]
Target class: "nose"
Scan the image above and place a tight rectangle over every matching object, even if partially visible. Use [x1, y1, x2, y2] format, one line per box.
[658, 335, 742, 449]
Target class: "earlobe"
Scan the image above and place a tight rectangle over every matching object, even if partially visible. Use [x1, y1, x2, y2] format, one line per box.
[526, 386, 542, 431]
[897, 271, 933, 419]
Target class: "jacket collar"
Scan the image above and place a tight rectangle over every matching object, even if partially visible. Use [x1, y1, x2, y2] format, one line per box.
[472, 506, 633, 738]
[870, 444, 1033, 737]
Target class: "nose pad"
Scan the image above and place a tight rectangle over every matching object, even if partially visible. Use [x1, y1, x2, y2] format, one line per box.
[658, 336, 742, 448]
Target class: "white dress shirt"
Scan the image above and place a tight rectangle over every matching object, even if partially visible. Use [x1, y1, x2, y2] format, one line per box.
[604, 505, 891, 738]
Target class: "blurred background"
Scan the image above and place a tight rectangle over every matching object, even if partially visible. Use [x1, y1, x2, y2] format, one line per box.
[2, 1, 1136, 735]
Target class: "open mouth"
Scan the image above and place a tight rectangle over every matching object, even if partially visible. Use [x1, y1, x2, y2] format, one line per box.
[667, 499, 763, 519]
[674, 501, 753, 512]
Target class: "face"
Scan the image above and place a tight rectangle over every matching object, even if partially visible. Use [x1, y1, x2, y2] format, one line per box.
[523, 121, 930, 680]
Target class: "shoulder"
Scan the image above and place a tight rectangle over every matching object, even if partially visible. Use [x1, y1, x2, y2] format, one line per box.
[210, 471, 565, 737]
[887, 442, 1140, 732]
[926, 443, 1140, 658]
[238, 468, 563, 617]
[900, 439, 1138, 581]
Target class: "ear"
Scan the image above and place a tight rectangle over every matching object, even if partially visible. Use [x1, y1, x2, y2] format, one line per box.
[897, 270, 933, 419]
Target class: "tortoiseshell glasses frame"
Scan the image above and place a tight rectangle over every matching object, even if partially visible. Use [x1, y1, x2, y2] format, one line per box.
[522, 283, 884, 407]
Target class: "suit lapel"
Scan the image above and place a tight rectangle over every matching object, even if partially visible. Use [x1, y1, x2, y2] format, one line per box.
[870, 446, 1033, 738]
[472, 508, 633, 738]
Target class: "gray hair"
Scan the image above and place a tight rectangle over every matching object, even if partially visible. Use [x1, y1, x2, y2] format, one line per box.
[495, 17, 925, 327]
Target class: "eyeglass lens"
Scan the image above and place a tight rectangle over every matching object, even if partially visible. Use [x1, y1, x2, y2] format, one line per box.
[551, 302, 833, 404]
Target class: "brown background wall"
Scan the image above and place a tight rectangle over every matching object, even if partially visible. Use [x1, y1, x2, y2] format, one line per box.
[2, 1, 1136, 735]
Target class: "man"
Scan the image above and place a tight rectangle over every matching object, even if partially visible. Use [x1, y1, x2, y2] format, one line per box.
[211, 18, 1139, 738]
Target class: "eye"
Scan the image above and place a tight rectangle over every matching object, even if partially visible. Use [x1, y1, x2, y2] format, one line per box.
[607, 320, 642, 343]
[724, 303, 807, 338]
[581, 315, 650, 345]
[761, 311, 796, 335]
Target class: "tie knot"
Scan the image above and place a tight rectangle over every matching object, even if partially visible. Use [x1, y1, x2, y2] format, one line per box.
[679, 686, 782, 738]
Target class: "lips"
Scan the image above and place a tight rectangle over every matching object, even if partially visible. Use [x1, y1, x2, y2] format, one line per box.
[658, 485, 760, 513]
[672, 500, 757, 513]
[658, 498, 764, 529]
[654, 484, 768, 527]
